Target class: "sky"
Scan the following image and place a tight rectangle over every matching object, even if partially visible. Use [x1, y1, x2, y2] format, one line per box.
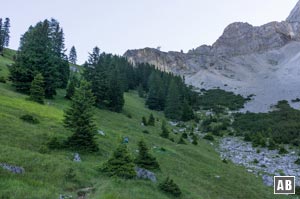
[1, 0, 298, 64]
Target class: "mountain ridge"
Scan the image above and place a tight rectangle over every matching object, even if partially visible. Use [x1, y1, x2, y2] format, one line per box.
[124, 0, 300, 112]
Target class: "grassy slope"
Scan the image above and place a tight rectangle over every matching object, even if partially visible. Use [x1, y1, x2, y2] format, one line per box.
[0, 49, 292, 199]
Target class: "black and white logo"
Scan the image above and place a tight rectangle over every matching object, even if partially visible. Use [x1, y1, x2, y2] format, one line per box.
[274, 176, 295, 195]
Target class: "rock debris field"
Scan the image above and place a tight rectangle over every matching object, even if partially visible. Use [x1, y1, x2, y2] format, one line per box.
[218, 137, 300, 187]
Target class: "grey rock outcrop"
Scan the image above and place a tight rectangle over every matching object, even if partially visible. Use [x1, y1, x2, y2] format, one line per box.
[124, 1, 300, 112]
[135, 167, 157, 182]
[73, 153, 81, 162]
[0, 163, 25, 174]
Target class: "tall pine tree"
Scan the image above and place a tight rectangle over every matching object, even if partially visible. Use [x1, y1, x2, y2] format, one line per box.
[64, 81, 98, 152]
[146, 72, 165, 110]
[3, 18, 10, 47]
[69, 46, 77, 64]
[164, 80, 182, 120]
[9, 19, 69, 97]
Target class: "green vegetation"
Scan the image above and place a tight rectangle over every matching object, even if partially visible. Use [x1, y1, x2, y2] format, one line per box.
[29, 73, 45, 104]
[101, 144, 136, 179]
[198, 89, 248, 112]
[159, 177, 182, 197]
[63, 81, 98, 152]
[233, 100, 300, 146]
[135, 140, 160, 170]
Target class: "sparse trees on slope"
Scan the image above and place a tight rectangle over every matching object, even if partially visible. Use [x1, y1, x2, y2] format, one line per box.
[64, 81, 98, 152]
[69, 46, 77, 64]
[146, 72, 165, 111]
[29, 73, 45, 104]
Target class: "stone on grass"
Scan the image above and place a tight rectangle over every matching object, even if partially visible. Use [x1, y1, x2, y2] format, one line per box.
[0, 163, 25, 174]
[73, 153, 81, 162]
[98, 130, 105, 136]
[135, 167, 157, 182]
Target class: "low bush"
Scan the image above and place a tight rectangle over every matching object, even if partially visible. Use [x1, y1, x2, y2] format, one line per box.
[20, 114, 39, 124]
[159, 177, 182, 197]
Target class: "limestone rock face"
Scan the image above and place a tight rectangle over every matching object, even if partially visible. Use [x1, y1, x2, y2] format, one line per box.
[287, 0, 300, 23]
[124, 1, 300, 112]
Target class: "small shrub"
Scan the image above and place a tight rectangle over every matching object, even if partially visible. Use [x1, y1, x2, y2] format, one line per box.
[182, 132, 188, 139]
[253, 159, 259, 164]
[295, 158, 300, 165]
[20, 114, 39, 124]
[177, 137, 186, 145]
[278, 146, 288, 154]
[169, 137, 175, 142]
[126, 113, 132, 119]
[0, 76, 6, 83]
[159, 177, 182, 197]
[142, 116, 147, 126]
[47, 137, 63, 149]
[142, 130, 150, 134]
[203, 133, 214, 141]
[222, 159, 228, 164]
[160, 147, 166, 152]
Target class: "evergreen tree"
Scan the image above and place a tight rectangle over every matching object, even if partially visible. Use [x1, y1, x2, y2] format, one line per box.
[164, 80, 182, 120]
[65, 75, 77, 100]
[178, 134, 186, 144]
[160, 120, 169, 138]
[3, 18, 10, 47]
[135, 140, 160, 170]
[0, 18, 4, 55]
[142, 116, 148, 126]
[137, 83, 144, 98]
[148, 113, 155, 126]
[69, 46, 77, 64]
[9, 19, 69, 97]
[159, 177, 182, 197]
[64, 81, 98, 152]
[29, 73, 45, 104]
[181, 99, 194, 121]
[146, 72, 165, 110]
[101, 144, 136, 178]
[107, 68, 124, 112]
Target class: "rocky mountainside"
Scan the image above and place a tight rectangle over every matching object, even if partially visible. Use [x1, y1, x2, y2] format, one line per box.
[124, 1, 300, 112]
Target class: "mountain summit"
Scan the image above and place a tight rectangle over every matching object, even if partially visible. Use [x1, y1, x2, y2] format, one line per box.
[124, 1, 300, 113]
[287, 0, 300, 23]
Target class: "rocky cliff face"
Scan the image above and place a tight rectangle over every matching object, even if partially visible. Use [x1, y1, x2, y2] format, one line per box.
[124, 1, 300, 112]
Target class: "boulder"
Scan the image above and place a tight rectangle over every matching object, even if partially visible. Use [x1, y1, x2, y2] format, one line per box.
[135, 167, 157, 182]
[73, 153, 81, 162]
[0, 163, 25, 174]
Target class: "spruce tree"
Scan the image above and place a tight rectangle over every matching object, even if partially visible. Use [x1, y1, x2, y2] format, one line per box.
[159, 177, 182, 197]
[178, 134, 186, 144]
[29, 73, 45, 104]
[142, 116, 148, 126]
[3, 18, 10, 47]
[0, 18, 3, 54]
[64, 81, 98, 152]
[9, 19, 68, 97]
[137, 84, 144, 98]
[146, 72, 165, 110]
[164, 80, 182, 120]
[181, 99, 194, 121]
[160, 120, 170, 138]
[107, 68, 124, 112]
[69, 46, 77, 64]
[65, 75, 77, 100]
[101, 144, 136, 178]
[135, 140, 160, 170]
[148, 113, 155, 126]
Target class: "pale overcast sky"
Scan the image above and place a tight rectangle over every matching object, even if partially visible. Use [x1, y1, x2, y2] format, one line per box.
[1, 0, 298, 64]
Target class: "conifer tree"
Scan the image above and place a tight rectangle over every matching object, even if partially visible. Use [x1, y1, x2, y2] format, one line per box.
[107, 68, 124, 112]
[137, 84, 144, 98]
[142, 116, 148, 126]
[178, 134, 186, 145]
[159, 177, 182, 197]
[148, 113, 155, 126]
[101, 144, 136, 178]
[69, 46, 77, 64]
[29, 73, 45, 104]
[3, 18, 10, 47]
[135, 140, 160, 170]
[160, 120, 170, 138]
[181, 99, 194, 121]
[146, 72, 165, 110]
[65, 76, 77, 100]
[9, 19, 69, 97]
[64, 81, 98, 152]
[164, 80, 182, 120]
